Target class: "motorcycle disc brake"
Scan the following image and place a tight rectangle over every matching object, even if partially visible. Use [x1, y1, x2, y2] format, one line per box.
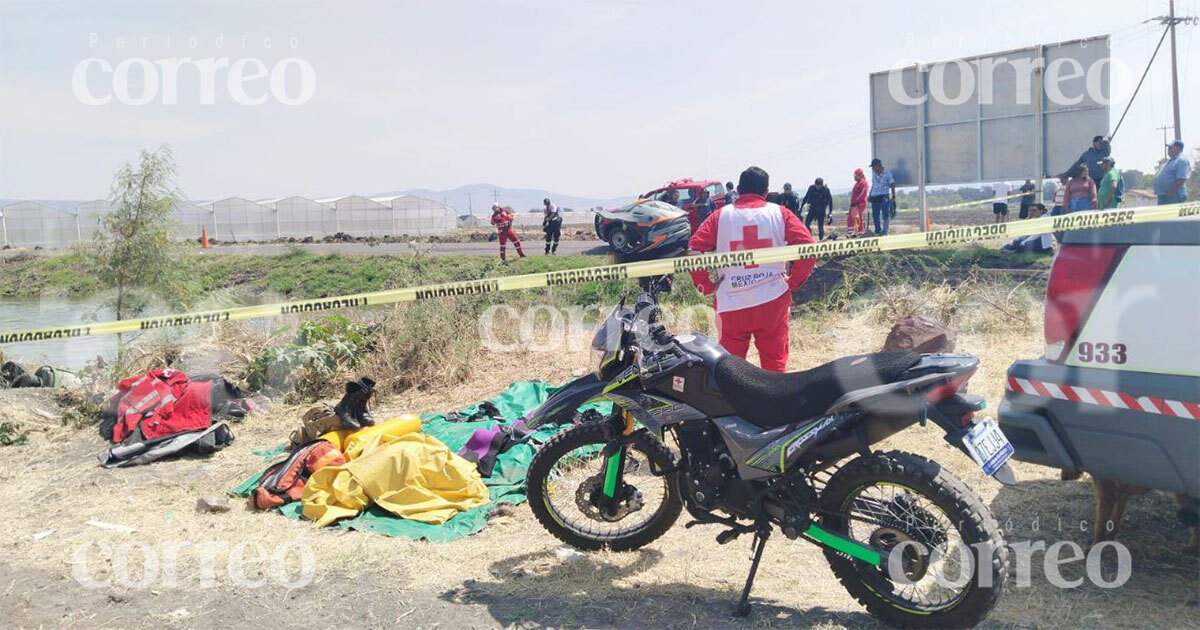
[575, 473, 645, 523]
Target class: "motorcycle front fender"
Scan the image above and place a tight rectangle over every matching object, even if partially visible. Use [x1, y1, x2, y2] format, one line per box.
[521, 373, 608, 429]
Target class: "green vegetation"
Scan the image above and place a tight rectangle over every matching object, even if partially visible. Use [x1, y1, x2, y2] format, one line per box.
[248, 315, 372, 401]
[89, 146, 190, 319]
[0, 421, 28, 446]
[1, 245, 1047, 303]
[795, 244, 1050, 314]
[5, 243, 1049, 401]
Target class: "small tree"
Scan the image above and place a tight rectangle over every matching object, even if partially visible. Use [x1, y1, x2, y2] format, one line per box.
[90, 145, 188, 321]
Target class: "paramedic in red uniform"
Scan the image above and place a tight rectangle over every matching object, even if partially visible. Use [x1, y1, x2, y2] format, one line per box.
[490, 203, 525, 261]
[688, 166, 816, 372]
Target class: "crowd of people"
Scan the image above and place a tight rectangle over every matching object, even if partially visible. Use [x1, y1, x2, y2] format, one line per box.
[1002, 135, 1192, 223]
[996, 134, 1191, 253]
[485, 133, 1190, 261]
[758, 157, 898, 240]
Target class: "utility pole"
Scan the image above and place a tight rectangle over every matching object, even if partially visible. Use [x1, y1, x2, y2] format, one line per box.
[491, 190, 501, 205]
[1155, 1, 1194, 140]
[1169, 0, 1181, 139]
[468, 192, 473, 214]
[1156, 124, 1174, 156]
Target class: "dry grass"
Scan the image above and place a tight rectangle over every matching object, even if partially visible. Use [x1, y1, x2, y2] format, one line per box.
[0, 288, 1196, 629]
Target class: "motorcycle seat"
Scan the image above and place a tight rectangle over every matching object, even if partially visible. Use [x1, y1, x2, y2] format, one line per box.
[713, 352, 922, 427]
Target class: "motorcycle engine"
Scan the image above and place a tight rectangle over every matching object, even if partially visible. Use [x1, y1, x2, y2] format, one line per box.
[673, 421, 741, 511]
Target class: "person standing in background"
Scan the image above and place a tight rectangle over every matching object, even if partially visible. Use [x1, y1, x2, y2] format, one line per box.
[694, 188, 715, 226]
[1096, 157, 1121, 209]
[542, 198, 562, 254]
[991, 179, 1012, 224]
[1050, 174, 1068, 215]
[491, 203, 525, 261]
[1064, 164, 1097, 212]
[1068, 135, 1111, 184]
[1155, 140, 1190, 204]
[848, 168, 868, 237]
[778, 182, 801, 219]
[687, 166, 816, 372]
[724, 181, 738, 205]
[801, 177, 833, 240]
[1018, 179, 1036, 219]
[867, 158, 896, 235]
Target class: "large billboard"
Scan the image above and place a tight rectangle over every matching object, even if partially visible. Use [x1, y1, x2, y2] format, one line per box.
[869, 35, 1111, 186]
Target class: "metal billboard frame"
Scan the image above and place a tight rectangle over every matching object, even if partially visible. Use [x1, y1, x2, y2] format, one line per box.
[869, 35, 1111, 229]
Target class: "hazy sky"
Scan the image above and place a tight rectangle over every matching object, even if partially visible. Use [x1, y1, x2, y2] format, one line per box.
[1, 0, 1196, 200]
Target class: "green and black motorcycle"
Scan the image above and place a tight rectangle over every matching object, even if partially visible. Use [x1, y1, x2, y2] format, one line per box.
[523, 276, 1014, 628]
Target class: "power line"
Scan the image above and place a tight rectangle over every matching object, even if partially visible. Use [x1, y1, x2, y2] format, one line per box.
[1111, 24, 1171, 141]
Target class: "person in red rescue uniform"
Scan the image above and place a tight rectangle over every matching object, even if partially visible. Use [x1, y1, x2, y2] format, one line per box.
[490, 203, 525, 261]
[688, 166, 816, 372]
[848, 168, 869, 237]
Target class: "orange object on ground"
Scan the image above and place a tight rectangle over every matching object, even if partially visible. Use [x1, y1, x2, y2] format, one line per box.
[201, 225, 210, 248]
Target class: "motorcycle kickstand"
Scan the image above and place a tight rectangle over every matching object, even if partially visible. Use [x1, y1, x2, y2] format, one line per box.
[732, 527, 770, 618]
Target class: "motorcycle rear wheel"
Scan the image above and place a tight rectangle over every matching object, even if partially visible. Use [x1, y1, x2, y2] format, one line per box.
[818, 450, 1009, 629]
[527, 422, 682, 552]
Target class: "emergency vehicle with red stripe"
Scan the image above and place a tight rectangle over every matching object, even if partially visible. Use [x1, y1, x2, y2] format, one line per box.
[998, 219, 1200, 504]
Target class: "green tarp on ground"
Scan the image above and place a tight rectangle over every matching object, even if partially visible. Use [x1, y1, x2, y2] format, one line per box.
[233, 380, 607, 542]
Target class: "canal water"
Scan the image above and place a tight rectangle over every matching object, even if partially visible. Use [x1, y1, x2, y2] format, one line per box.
[0, 296, 121, 371]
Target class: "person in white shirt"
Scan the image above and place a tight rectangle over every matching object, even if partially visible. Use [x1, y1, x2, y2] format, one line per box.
[992, 180, 1013, 224]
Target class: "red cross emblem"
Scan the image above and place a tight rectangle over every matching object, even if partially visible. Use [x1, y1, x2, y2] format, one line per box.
[728, 225, 773, 269]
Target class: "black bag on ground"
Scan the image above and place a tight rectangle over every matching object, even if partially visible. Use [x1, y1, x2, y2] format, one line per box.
[1, 361, 40, 388]
[98, 422, 235, 468]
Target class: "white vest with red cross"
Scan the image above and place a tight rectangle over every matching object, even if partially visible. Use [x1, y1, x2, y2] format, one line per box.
[712, 202, 788, 313]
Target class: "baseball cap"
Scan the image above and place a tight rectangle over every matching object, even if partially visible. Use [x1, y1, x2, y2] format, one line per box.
[870, 158, 883, 167]
[1097, 156, 1115, 166]
[1167, 139, 1185, 150]
[1092, 135, 1105, 143]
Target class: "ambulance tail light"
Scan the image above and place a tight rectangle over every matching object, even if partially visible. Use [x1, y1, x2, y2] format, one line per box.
[1043, 244, 1126, 363]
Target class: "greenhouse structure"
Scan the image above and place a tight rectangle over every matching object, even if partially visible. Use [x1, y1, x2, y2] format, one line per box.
[1, 193, 465, 248]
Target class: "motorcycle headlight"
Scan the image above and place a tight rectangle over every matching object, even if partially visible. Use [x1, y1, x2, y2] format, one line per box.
[590, 347, 607, 375]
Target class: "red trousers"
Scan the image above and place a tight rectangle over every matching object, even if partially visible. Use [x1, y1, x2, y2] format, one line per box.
[848, 203, 866, 235]
[497, 227, 523, 260]
[716, 291, 791, 372]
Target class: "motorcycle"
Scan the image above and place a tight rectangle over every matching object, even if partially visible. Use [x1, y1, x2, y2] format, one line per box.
[523, 276, 1014, 628]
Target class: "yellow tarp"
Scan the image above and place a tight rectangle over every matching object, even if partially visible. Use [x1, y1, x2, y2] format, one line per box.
[303, 420, 489, 526]
[319, 414, 422, 461]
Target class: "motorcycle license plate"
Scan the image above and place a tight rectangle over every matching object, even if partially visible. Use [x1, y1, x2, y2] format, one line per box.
[963, 417, 1014, 477]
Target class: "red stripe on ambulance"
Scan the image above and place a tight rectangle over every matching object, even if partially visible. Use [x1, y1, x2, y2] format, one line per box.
[1006, 378, 1197, 420]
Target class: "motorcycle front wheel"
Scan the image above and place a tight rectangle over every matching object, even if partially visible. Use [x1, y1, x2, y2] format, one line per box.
[527, 422, 682, 552]
[818, 450, 1009, 629]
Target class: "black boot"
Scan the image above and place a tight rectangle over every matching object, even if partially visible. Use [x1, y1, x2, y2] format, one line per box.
[334, 376, 376, 430]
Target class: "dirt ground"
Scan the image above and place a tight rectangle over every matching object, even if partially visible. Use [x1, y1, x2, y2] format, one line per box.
[1, 304, 1198, 630]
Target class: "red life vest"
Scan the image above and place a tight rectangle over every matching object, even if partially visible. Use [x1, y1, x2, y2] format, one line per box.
[110, 369, 214, 443]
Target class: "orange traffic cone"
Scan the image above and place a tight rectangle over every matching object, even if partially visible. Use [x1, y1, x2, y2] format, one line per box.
[201, 225, 210, 248]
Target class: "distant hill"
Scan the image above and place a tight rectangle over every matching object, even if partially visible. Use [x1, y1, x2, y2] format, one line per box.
[371, 183, 633, 216]
[2, 184, 632, 218]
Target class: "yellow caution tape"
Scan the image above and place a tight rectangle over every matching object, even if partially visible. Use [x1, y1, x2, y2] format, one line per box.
[896, 188, 1056, 213]
[2, 202, 1196, 345]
